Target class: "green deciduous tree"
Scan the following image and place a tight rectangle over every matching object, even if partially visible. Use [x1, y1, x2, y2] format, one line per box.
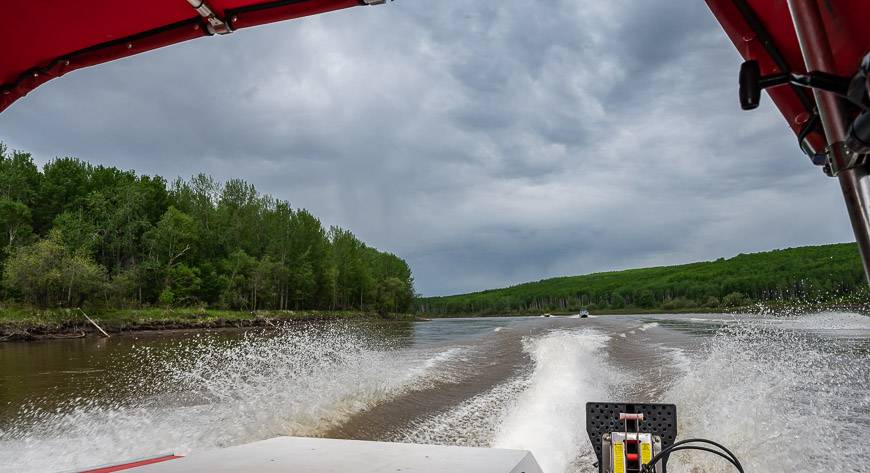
[0, 144, 416, 312]
[3, 232, 106, 307]
[0, 198, 32, 254]
[722, 292, 746, 307]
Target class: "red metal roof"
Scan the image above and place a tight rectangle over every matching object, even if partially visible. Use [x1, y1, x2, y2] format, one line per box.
[705, 0, 870, 153]
[0, 0, 364, 112]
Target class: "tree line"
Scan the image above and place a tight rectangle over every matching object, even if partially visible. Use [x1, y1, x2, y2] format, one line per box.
[417, 243, 869, 315]
[0, 144, 414, 313]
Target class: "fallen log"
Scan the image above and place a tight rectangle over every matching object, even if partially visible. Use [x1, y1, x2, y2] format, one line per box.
[78, 308, 110, 338]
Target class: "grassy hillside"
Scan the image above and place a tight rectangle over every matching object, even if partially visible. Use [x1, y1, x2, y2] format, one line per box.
[416, 243, 869, 315]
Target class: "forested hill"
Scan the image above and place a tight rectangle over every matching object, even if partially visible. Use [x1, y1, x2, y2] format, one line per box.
[0, 144, 414, 312]
[416, 244, 868, 315]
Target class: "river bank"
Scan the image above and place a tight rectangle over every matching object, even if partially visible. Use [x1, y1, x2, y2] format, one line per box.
[417, 301, 870, 318]
[6, 302, 866, 342]
[0, 308, 415, 342]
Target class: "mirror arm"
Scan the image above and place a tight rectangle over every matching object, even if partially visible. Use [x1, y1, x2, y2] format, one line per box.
[739, 59, 854, 110]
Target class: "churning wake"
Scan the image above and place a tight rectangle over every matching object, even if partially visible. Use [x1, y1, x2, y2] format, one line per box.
[492, 330, 621, 473]
[663, 313, 869, 473]
[396, 313, 869, 473]
[0, 324, 465, 472]
[396, 329, 624, 473]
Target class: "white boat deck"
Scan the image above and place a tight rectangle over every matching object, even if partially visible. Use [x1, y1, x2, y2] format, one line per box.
[128, 436, 543, 473]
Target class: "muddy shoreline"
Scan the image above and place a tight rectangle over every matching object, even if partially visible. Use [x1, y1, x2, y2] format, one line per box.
[0, 311, 418, 342]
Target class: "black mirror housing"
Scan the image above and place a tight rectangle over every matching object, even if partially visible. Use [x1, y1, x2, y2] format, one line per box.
[739, 60, 762, 110]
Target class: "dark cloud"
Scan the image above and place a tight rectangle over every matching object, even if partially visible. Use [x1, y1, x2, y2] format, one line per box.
[0, 0, 855, 295]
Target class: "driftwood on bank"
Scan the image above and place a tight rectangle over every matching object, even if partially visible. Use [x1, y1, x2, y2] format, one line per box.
[78, 308, 110, 338]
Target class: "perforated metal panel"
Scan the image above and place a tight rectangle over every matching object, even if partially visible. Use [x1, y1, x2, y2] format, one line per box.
[585, 402, 677, 472]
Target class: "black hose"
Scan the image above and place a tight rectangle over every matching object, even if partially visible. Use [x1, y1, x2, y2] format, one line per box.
[641, 446, 743, 473]
[641, 438, 744, 473]
[665, 438, 741, 465]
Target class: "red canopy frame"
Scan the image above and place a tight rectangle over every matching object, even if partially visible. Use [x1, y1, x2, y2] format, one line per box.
[0, 0, 380, 112]
[705, 0, 869, 155]
[707, 0, 870, 284]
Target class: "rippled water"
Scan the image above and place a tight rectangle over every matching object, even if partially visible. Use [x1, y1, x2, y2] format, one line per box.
[1, 313, 868, 472]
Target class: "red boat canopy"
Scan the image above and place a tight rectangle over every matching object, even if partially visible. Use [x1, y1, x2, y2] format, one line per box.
[0, 0, 377, 113]
[705, 0, 870, 154]
[3, 0, 868, 136]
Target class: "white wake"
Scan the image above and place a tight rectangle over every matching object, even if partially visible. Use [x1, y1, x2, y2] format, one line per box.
[0, 325, 464, 472]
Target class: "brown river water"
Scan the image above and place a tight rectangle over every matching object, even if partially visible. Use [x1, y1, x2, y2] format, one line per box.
[1, 313, 868, 472]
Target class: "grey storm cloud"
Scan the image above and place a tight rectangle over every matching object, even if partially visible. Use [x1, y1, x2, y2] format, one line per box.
[0, 0, 855, 295]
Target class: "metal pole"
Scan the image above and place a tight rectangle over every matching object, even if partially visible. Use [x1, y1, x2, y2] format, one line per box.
[787, 0, 870, 284]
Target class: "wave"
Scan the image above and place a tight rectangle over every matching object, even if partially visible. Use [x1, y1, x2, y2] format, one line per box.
[776, 311, 870, 331]
[637, 322, 659, 332]
[663, 318, 868, 472]
[0, 324, 463, 472]
[394, 375, 531, 447]
[401, 315, 869, 473]
[398, 329, 621, 473]
[493, 330, 620, 473]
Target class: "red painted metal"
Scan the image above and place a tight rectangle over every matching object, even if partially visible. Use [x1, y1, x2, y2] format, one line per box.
[787, 0, 870, 283]
[3, 0, 867, 127]
[228, 0, 359, 30]
[705, 0, 870, 152]
[0, 0, 365, 113]
[80, 454, 182, 473]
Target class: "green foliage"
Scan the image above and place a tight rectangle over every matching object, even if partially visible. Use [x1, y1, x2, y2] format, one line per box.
[637, 289, 656, 308]
[166, 264, 201, 306]
[609, 294, 625, 309]
[703, 296, 721, 308]
[0, 197, 32, 253]
[3, 232, 106, 308]
[147, 206, 197, 268]
[0, 147, 40, 204]
[159, 288, 175, 307]
[661, 297, 696, 310]
[417, 244, 868, 315]
[52, 211, 97, 254]
[0, 144, 415, 312]
[722, 292, 746, 307]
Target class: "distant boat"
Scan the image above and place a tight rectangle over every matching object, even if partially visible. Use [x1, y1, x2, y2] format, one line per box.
[542, 313, 552, 317]
[579, 310, 589, 318]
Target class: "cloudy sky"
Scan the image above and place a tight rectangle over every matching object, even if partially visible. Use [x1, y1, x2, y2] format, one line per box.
[0, 0, 855, 296]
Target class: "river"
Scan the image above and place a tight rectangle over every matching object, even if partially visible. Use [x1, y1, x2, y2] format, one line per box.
[1, 312, 868, 472]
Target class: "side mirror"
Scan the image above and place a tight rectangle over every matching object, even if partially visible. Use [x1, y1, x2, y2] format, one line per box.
[739, 60, 761, 110]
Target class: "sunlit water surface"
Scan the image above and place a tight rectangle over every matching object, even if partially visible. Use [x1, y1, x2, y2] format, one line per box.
[1, 313, 867, 472]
